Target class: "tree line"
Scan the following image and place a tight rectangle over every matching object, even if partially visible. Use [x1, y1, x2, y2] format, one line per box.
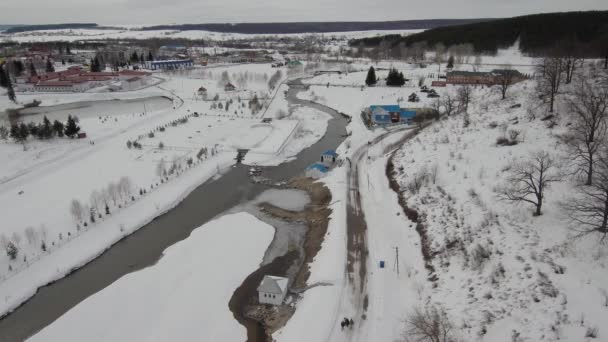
[1, 115, 81, 143]
[350, 10, 608, 58]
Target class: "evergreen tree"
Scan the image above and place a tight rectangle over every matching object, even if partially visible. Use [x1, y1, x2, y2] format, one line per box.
[28, 122, 39, 138]
[53, 120, 64, 137]
[0, 63, 8, 88]
[29, 62, 37, 76]
[447, 55, 454, 69]
[66, 42, 72, 55]
[386, 68, 406, 87]
[2, 63, 17, 102]
[18, 122, 29, 142]
[61, 59, 66, 65]
[13, 60, 24, 77]
[64, 115, 80, 138]
[365, 66, 377, 86]
[6, 242, 17, 260]
[148, 51, 153, 61]
[45, 59, 55, 73]
[130, 51, 139, 64]
[41, 116, 53, 139]
[9, 124, 19, 141]
[6, 75, 16, 102]
[139, 53, 145, 64]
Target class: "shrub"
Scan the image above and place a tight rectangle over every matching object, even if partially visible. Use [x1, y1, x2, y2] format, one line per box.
[404, 306, 456, 342]
[585, 327, 598, 338]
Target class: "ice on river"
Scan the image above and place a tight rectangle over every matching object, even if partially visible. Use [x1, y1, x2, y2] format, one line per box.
[256, 189, 311, 211]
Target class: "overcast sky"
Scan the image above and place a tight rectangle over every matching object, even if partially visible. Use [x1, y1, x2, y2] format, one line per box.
[2, 0, 608, 25]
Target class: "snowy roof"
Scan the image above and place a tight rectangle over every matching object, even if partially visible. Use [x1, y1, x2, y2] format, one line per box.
[306, 163, 328, 173]
[322, 149, 338, 157]
[370, 105, 401, 113]
[257, 275, 288, 294]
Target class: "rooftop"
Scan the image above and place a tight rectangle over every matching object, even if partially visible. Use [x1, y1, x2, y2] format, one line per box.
[323, 149, 338, 157]
[306, 163, 329, 173]
[257, 275, 288, 294]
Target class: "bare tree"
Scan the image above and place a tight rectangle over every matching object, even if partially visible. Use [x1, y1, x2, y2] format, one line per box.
[563, 151, 608, 242]
[537, 55, 565, 113]
[457, 86, 472, 113]
[441, 95, 458, 116]
[107, 182, 120, 206]
[499, 151, 560, 216]
[70, 199, 84, 222]
[118, 176, 133, 199]
[404, 306, 456, 342]
[496, 66, 515, 100]
[561, 38, 583, 84]
[563, 79, 608, 185]
[24, 227, 37, 245]
[90, 190, 103, 213]
[473, 54, 482, 71]
[156, 158, 165, 179]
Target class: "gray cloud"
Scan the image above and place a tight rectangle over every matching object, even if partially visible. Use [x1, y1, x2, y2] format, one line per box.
[1, 0, 607, 25]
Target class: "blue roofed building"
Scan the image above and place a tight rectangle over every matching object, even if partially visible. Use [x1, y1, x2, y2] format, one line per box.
[144, 59, 193, 71]
[305, 163, 329, 179]
[321, 149, 338, 167]
[366, 105, 418, 126]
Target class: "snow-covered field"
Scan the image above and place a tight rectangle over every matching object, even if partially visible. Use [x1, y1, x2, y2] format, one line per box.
[388, 79, 608, 340]
[0, 62, 324, 318]
[0, 28, 421, 43]
[28, 212, 274, 342]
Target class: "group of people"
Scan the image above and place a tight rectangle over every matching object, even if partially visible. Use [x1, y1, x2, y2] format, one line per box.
[340, 317, 354, 330]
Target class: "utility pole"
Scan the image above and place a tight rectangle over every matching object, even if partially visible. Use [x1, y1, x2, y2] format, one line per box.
[393, 246, 399, 277]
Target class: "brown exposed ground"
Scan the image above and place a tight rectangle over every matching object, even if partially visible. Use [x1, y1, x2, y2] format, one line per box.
[229, 176, 333, 341]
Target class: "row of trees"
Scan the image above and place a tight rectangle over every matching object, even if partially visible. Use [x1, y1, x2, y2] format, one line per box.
[2, 115, 80, 143]
[365, 67, 406, 87]
[70, 176, 134, 224]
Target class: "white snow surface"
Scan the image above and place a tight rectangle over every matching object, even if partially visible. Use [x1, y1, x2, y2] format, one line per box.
[28, 212, 274, 342]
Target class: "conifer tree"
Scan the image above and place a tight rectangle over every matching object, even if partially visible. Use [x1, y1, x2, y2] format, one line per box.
[29, 62, 37, 76]
[53, 120, 64, 137]
[64, 115, 80, 138]
[365, 66, 377, 86]
[45, 59, 55, 73]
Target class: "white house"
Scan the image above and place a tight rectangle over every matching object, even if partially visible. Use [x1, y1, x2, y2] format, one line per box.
[258, 275, 288, 305]
[320, 149, 338, 167]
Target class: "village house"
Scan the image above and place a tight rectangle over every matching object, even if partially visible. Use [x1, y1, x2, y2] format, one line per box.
[321, 149, 338, 167]
[306, 150, 339, 178]
[15, 67, 152, 93]
[258, 275, 288, 306]
[144, 59, 193, 71]
[365, 105, 417, 126]
[305, 163, 329, 179]
[224, 82, 237, 92]
[446, 69, 526, 85]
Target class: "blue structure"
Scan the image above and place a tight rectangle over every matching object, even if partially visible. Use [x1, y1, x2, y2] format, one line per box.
[379, 260, 385, 268]
[305, 163, 329, 178]
[368, 105, 417, 125]
[321, 149, 338, 166]
[145, 59, 193, 71]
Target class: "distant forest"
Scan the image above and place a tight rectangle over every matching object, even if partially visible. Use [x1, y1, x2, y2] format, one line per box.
[139, 19, 491, 34]
[5, 23, 101, 34]
[349, 11, 608, 56]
